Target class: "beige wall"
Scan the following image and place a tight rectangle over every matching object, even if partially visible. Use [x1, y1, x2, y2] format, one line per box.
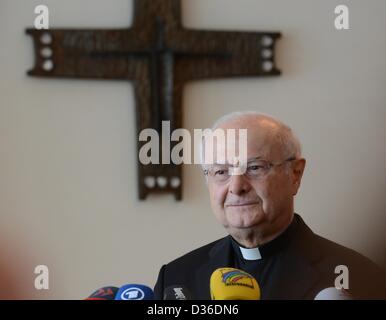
[0, 0, 385, 299]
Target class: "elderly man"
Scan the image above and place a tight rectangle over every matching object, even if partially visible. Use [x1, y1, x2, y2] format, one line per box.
[154, 111, 386, 299]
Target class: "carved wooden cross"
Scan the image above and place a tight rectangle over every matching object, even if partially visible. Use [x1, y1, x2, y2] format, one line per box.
[26, 0, 281, 200]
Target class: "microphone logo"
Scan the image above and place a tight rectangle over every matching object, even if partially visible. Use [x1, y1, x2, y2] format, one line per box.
[173, 288, 186, 300]
[221, 269, 255, 289]
[120, 287, 145, 300]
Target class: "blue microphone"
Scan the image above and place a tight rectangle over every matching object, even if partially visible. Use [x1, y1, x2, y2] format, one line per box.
[114, 284, 154, 300]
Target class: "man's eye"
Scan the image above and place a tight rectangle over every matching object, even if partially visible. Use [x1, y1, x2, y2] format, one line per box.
[248, 165, 264, 171]
[214, 169, 227, 176]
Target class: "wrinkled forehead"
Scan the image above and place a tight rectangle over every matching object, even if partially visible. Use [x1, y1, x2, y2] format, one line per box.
[202, 123, 285, 165]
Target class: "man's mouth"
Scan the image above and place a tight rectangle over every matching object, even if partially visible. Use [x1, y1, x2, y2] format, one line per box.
[225, 202, 259, 207]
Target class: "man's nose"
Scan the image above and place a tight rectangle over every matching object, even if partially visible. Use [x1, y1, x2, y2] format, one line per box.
[228, 173, 252, 195]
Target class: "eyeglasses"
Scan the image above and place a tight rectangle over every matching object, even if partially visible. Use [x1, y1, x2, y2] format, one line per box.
[203, 157, 296, 183]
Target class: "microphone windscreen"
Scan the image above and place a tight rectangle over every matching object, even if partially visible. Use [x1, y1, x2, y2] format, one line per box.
[314, 287, 352, 300]
[164, 285, 192, 300]
[210, 267, 260, 300]
[85, 286, 119, 300]
[115, 284, 154, 300]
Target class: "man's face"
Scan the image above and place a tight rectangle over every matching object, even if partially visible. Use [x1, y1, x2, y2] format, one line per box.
[206, 119, 305, 237]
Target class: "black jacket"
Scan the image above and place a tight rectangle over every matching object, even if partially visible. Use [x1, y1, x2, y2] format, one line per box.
[154, 214, 386, 299]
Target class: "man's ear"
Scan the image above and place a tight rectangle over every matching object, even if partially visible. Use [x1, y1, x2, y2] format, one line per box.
[291, 158, 306, 196]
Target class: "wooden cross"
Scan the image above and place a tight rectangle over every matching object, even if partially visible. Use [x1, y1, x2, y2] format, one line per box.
[26, 0, 281, 200]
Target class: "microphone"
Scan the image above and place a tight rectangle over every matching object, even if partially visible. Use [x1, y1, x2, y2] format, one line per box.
[163, 285, 192, 300]
[85, 286, 119, 300]
[115, 284, 154, 300]
[210, 267, 260, 300]
[314, 287, 352, 300]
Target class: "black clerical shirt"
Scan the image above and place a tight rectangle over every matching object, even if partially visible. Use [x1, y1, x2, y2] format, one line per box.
[154, 214, 386, 299]
[230, 216, 300, 299]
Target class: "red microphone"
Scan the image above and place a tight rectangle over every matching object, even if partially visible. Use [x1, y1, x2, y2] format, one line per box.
[84, 286, 119, 300]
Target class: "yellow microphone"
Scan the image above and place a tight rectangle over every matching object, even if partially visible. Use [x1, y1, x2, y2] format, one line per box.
[210, 267, 261, 300]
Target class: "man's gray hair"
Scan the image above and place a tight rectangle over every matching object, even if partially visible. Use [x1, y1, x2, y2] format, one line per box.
[202, 111, 302, 165]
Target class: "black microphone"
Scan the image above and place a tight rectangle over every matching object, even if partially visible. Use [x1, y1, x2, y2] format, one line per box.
[163, 285, 192, 300]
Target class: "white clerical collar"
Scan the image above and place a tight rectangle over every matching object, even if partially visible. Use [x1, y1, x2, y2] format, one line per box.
[239, 246, 262, 261]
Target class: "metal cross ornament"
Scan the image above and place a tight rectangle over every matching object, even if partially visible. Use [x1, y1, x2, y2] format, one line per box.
[26, 0, 281, 200]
